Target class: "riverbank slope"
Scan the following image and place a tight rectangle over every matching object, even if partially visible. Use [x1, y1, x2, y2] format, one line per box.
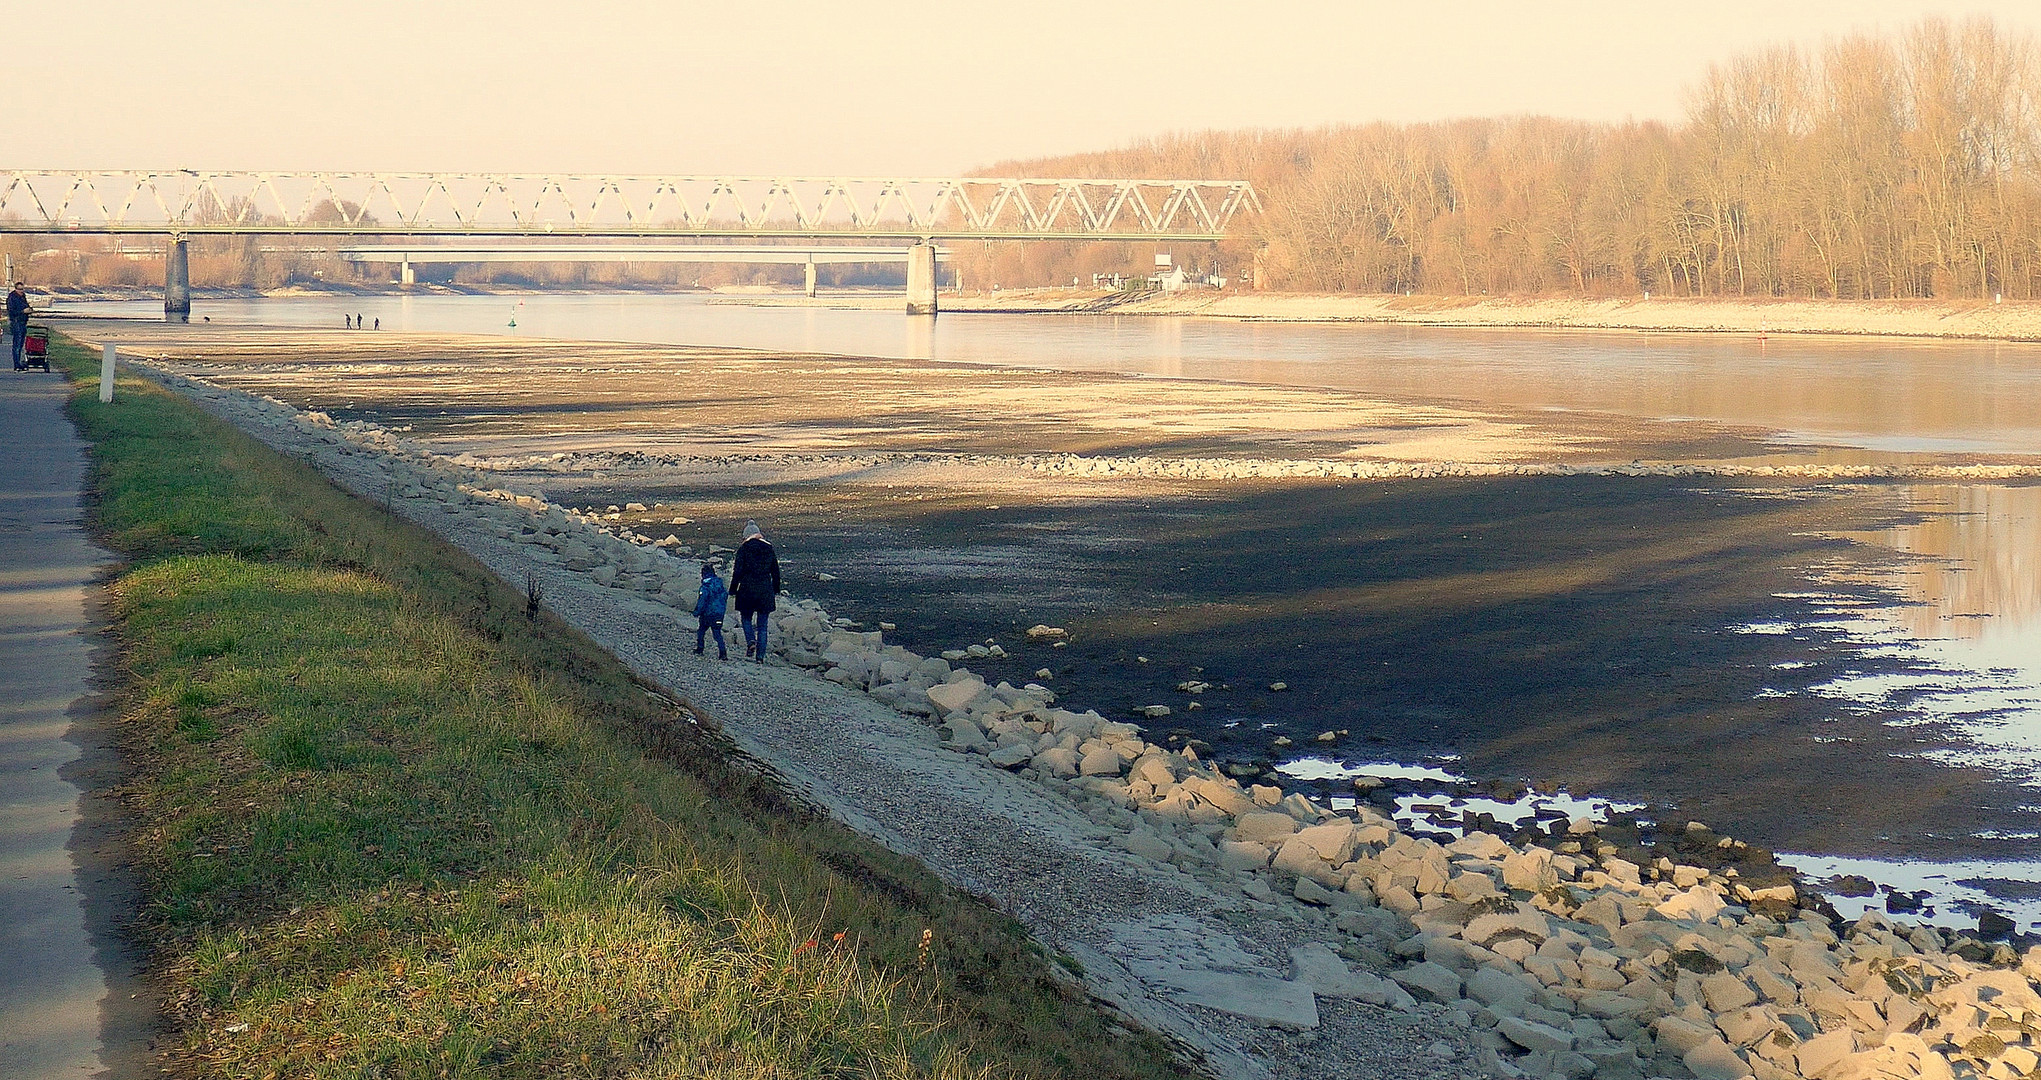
[48, 335, 1189, 1080]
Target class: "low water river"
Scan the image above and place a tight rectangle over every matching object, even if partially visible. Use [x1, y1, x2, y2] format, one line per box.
[58, 291, 2041, 929]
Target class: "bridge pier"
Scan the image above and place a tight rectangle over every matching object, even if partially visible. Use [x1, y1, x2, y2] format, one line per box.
[905, 242, 937, 316]
[164, 237, 191, 323]
[400, 256, 415, 287]
[804, 254, 817, 297]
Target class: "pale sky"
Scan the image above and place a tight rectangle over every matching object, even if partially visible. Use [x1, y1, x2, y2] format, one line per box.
[14, 1, 2038, 176]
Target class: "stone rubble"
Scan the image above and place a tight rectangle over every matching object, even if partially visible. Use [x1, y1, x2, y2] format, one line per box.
[135, 363, 2041, 1080]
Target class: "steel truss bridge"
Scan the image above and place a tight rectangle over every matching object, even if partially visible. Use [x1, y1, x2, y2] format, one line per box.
[1, 170, 1257, 317]
[0, 171, 1258, 241]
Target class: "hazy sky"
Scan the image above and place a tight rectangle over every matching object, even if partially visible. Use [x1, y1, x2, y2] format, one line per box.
[15, 1, 2038, 176]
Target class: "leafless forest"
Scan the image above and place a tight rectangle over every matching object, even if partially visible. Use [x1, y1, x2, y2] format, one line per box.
[10, 17, 2036, 301]
[962, 16, 2041, 300]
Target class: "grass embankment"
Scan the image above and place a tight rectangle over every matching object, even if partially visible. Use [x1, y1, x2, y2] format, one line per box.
[55, 336, 1180, 1080]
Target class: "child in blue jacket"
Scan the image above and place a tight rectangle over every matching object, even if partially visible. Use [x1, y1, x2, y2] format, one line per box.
[694, 562, 729, 660]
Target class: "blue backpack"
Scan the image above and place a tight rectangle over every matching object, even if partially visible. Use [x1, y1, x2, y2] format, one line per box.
[697, 574, 728, 620]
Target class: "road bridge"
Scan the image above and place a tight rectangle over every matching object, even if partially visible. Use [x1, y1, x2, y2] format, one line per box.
[0, 171, 1258, 317]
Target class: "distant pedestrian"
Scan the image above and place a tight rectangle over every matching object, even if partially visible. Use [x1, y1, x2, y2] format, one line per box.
[693, 561, 729, 660]
[730, 520, 781, 662]
[373, 317, 380, 331]
[356, 313, 364, 330]
[7, 282, 30, 369]
[343, 314, 351, 329]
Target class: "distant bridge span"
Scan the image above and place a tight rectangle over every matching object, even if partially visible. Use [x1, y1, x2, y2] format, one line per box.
[0, 171, 1257, 241]
[1, 170, 1257, 316]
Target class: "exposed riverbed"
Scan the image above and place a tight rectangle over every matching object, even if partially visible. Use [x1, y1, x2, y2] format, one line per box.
[55, 297, 2041, 930]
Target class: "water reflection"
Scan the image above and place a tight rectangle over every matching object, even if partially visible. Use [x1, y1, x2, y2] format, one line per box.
[1845, 485, 2041, 640]
[1807, 484, 2041, 778]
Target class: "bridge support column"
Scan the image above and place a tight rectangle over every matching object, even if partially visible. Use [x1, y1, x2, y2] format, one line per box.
[401, 257, 415, 287]
[164, 236, 191, 323]
[804, 255, 817, 297]
[905, 242, 937, 316]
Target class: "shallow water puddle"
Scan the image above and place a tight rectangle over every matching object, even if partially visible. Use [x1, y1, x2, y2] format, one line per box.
[1277, 757, 1645, 834]
[1773, 851, 2041, 934]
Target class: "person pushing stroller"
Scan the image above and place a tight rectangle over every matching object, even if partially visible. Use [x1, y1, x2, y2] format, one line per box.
[693, 561, 729, 660]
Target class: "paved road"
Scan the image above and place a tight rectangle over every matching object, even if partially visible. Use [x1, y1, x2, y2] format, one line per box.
[0, 366, 145, 1078]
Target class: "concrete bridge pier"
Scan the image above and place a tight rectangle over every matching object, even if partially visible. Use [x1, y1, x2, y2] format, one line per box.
[905, 242, 937, 316]
[804, 254, 817, 297]
[164, 237, 191, 323]
[400, 256, 415, 287]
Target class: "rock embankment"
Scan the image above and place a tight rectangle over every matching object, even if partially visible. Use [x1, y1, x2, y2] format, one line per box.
[138, 364, 2041, 1080]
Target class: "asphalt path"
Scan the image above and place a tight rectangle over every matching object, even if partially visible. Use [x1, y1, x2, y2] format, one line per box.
[0, 364, 146, 1078]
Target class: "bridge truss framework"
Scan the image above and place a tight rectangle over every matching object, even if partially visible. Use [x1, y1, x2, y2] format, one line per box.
[0, 171, 1259, 241]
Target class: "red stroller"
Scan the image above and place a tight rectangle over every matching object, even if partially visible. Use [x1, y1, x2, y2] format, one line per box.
[17, 323, 50, 371]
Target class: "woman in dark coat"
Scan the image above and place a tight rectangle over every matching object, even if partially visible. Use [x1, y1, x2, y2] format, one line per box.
[729, 520, 781, 662]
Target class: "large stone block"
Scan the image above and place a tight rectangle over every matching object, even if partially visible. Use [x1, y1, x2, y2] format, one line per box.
[1701, 971, 1758, 1013]
[1167, 972, 1320, 1030]
[1467, 966, 1538, 1015]
[1217, 841, 1272, 872]
[925, 678, 989, 717]
[1293, 821, 1360, 863]
[1652, 1015, 1717, 1055]
[1289, 942, 1392, 1003]
[1464, 908, 1552, 946]
[1391, 961, 1463, 1003]
[1794, 1029, 1857, 1078]
[1683, 1036, 1751, 1080]
[1234, 811, 1301, 843]
[1503, 849, 1559, 892]
[1031, 747, 1079, 778]
[1182, 776, 1257, 818]
[1655, 884, 1727, 922]
[1500, 1016, 1577, 1056]
[1079, 747, 1125, 777]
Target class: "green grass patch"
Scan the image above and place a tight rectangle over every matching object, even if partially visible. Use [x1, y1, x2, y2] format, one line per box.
[55, 337, 1181, 1079]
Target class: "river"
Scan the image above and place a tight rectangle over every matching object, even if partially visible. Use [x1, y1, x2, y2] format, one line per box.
[56, 291, 2041, 455]
[52, 291, 2041, 929]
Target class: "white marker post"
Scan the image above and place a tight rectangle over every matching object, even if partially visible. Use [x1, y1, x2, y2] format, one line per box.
[99, 343, 115, 403]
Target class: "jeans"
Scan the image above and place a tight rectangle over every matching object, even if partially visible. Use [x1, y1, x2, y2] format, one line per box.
[740, 608, 769, 660]
[7, 321, 24, 367]
[695, 616, 726, 658]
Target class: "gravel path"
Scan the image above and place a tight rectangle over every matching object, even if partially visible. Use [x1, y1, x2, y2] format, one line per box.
[108, 353, 1492, 1080]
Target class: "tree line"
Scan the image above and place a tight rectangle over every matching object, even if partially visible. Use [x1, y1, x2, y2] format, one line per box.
[961, 16, 2041, 300]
